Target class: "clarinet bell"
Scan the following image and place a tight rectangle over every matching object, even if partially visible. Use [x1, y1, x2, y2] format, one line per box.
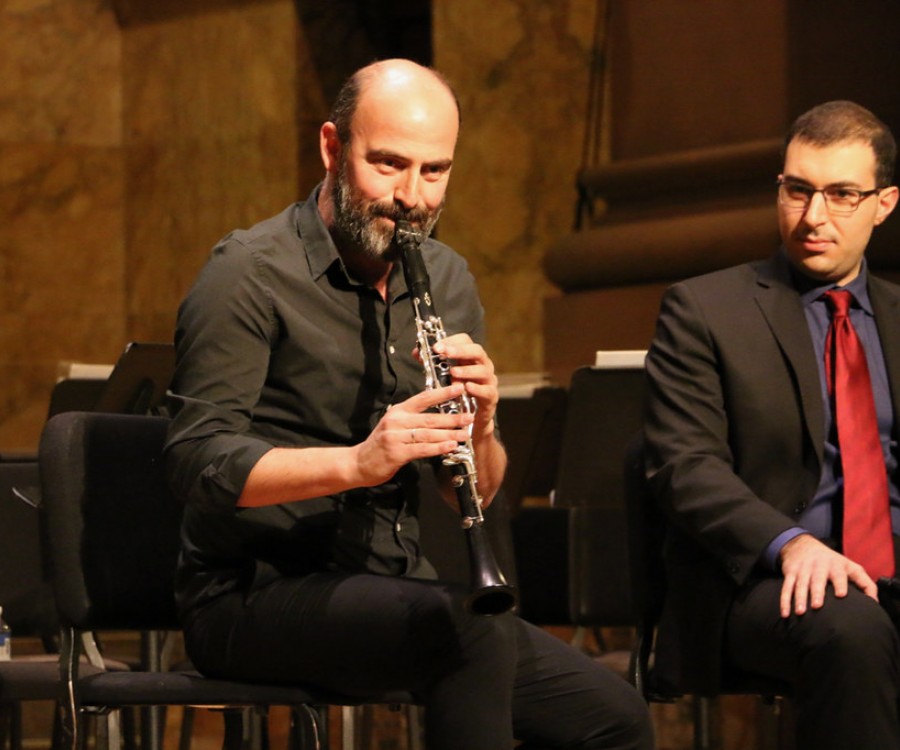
[465, 523, 518, 616]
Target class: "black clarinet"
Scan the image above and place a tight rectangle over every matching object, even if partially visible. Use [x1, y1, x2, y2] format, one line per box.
[395, 220, 517, 616]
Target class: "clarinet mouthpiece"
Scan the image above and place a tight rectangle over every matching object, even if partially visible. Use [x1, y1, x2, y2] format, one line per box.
[395, 220, 425, 248]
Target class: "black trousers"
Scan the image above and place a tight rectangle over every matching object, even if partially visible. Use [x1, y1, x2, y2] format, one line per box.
[725, 577, 900, 750]
[182, 572, 653, 750]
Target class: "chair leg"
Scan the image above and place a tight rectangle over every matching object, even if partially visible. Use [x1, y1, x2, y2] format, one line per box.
[178, 707, 195, 750]
[141, 706, 164, 750]
[249, 707, 269, 750]
[9, 704, 22, 750]
[341, 706, 357, 750]
[94, 712, 110, 750]
[108, 710, 122, 750]
[406, 705, 424, 750]
[50, 702, 67, 750]
[221, 710, 245, 750]
[0, 703, 11, 750]
[120, 708, 137, 750]
[693, 696, 713, 750]
[288, 705, 324, 750]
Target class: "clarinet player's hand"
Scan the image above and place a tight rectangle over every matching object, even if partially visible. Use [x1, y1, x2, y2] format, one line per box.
[429, 333, 506, 507]
[410, 334, 506, 507]
[431, 333, 500, 440]
[354, 384, 474, 487]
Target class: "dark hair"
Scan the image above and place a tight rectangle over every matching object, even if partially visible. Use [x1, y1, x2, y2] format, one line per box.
[784, 100, 896, 187]
[328, 61, 461, 145]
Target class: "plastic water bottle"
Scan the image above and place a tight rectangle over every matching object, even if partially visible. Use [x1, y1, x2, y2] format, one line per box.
[0, 606, 11, 660]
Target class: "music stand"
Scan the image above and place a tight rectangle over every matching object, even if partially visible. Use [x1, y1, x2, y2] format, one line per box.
[92, 342, 175, 415]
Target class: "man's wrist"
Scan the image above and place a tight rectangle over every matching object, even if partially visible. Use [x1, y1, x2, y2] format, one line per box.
[764, 527, 809, 571]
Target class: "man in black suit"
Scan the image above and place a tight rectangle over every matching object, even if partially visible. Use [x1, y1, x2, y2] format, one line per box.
[644, 100, 900, 749]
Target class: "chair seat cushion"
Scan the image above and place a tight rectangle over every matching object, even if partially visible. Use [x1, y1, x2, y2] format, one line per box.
[75, 669, 418, 709]
[0, 656, 130, 701]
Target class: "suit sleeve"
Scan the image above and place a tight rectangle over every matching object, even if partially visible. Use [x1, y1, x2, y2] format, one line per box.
[644, 281, 800, 585]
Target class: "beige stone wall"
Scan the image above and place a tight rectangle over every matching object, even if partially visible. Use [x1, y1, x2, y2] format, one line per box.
[0, 0, 125, 452]
[119, 1, 302, 343]
[0, 0, 307, 453]
[433, 0, 603, 375]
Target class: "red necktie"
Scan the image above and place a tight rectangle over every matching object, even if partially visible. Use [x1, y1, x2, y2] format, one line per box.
[824, 289, 894, 579]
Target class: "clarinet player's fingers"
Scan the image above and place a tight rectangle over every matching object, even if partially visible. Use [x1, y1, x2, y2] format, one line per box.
[433, 334, 499, 428]
[437, 337, 497, 389]
[433, 334, 487, 366]
[400, 382, 468, 415]
[380, 385, 474, 434]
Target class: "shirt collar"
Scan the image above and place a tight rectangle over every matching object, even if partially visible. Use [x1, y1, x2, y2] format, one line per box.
[296, 184, 351, 283]
[788, 251, 874, 315]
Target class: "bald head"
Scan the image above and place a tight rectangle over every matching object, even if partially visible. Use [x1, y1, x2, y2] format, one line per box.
[328, 59, 460, 145]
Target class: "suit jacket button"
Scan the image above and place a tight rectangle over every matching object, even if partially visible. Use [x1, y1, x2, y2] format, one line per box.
[794, 503, 806, 514]
[729, 563, 740, 575]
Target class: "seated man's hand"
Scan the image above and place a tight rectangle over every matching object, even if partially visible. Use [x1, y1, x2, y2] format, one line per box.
[778, 533, 878, 618]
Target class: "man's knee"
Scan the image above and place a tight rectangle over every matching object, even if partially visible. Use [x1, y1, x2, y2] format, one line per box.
[802, 592, 899, 672]
[406, 590, 518, 679]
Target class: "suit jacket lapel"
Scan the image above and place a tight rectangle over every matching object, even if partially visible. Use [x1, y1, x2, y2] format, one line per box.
[753, 255, 826, 463]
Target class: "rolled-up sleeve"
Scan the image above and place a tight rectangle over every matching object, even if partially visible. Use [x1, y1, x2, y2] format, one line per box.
[165, 236, 278, 512]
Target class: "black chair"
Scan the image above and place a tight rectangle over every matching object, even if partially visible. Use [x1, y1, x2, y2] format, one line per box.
[623, 432, 792, 750]
[552, 365, 647, 673]
[0, 458, 61, 750]
[38, 411, 418, 750]
[493, 385, 570, 627]
[0, 459, 135, 750]
[1, 340, 181, 750]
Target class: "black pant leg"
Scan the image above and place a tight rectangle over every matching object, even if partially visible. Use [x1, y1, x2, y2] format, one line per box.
[725, 576, 900, 750]
[511, 619, 654, 750]
[182, 571, 652, 750]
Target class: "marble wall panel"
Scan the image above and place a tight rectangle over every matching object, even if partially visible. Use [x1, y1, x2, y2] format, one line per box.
[1, 143, 125, 316]
[0, 0, 124, 453]
[121, 0, 302, 337]
[0, 0, 121, 145]
[433, 0, 601, 376]
[0, 138, 126, 452]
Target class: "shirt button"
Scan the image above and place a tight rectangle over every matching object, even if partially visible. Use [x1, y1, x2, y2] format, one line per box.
[388, 345, 396, 354]
[395, 522, 402, 533]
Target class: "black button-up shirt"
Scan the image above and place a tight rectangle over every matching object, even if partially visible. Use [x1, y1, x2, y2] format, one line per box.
[164, 188, 485, 615]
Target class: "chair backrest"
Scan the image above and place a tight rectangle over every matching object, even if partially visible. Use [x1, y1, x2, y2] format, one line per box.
[39, 412, 181, 632]
[553, 365, 646, 511]
[622, 432, 667, 628]
[0, 459, 57, 641]
[622, 430, 682, 698]
[555, 365, 646, 627]
[486, 385, 567, 623]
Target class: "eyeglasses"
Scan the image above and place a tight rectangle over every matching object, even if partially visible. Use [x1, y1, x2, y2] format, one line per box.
[777, 178, 882, 215]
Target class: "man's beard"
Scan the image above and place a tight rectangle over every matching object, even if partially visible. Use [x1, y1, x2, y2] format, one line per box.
[331, 157, 444, 262]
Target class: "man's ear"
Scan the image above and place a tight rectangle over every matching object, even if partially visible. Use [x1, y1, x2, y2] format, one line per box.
[874, 185, 899, 226]
[320, 122, 342, 174]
